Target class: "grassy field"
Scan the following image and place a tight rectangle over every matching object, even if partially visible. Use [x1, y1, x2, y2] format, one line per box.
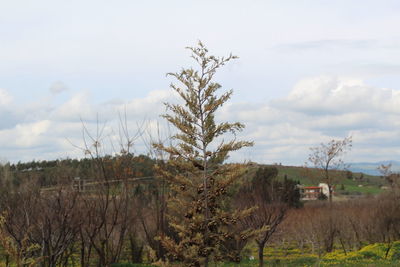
[270, 165, 386, 196]
[111, 261, 400, 267]
[110, 242, 400, 267]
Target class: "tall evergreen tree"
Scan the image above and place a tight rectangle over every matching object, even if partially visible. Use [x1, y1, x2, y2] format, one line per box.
[154, 42, 254, 267]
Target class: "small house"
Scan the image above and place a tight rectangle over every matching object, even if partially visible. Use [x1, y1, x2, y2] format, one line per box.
[299, 183, 330, 200]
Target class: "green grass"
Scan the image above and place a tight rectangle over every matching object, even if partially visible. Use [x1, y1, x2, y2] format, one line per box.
[112, 264, 155, 267]
[246, 164, 387, 197]
[109, 241, 400, 266]
[267, 165, 386, 196]
[4, 242, 399, 267]
[110, 259, 400, 267]
[341, 184, 382, 194]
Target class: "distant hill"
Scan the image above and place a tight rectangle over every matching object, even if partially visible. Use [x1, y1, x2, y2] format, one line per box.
[256, 164, 388, 196]
[348, 161, 400, 176]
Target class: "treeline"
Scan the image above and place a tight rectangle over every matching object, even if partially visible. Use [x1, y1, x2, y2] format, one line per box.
[0, 154, 156, 187]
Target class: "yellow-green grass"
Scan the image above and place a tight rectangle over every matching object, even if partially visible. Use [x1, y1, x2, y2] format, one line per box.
[108, 242, 400, 267]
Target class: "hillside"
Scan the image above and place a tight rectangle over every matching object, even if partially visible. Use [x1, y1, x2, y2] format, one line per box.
[2, 158, 389, 197]
[266, 164, 387, 196]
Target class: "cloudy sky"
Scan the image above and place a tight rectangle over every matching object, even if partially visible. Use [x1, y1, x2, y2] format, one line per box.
[1, 0, 400, 165]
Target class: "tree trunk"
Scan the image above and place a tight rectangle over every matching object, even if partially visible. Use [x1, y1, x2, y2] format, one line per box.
[329, 186, 333, 204]
[129, 235, 143, 263]
[80, 245, 85, 267]
[325, 228, 335, 252]
[258, 242, 265, 267]
[339, 236, 347, 255]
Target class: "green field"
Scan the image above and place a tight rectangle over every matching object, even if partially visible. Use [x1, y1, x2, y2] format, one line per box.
[270, 165, 386, 196]
[110, 242, 400, 267]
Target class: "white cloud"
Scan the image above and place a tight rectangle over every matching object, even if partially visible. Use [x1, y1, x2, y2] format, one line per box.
[272, 76, 400, 116]
[121, 89, 176, 118]
[0, 88, 178, 162]
[50, 91, 94, 121]
[16, 120, 51, 147]
[0, 120, 50, 148]
[49, 81, 68, 94]
[1, 75, 400, 165]
[219, 76, 400, 165]
[0, 89, 12, 106]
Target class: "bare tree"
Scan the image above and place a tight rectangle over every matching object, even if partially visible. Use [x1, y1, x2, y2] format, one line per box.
[72, 116, 146, 266]
[0, 181, 43, 267]
[307, 136, 352, 203]
[236, 167, 296, 267]
[378, 163, 400, 190]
